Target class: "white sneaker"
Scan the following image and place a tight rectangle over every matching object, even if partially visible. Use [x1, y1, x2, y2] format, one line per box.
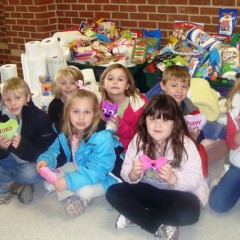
[43, 180, 56, 198]
[155, 224, 179, 240]
[115, 214, 136, 229]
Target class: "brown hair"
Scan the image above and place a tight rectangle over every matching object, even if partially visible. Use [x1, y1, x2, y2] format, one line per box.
[225, 74, 240, 111]
[99, 63, 140, 102]
[136, 94, 191, 168]
[162, 65, 191, 86]
[62, 89, 101, 142]
[53, 66, 84, 98]
[2, 77, 31, 102]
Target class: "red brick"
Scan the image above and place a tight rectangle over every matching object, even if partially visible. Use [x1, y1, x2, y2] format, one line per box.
[95, 12, 111, 19]
[157, 22, 174, 30]
[87, 5, 102, 11]
[148, 0, 166, 3]
[7, 0, 21, 5]
[22, 13, 34, 19]
[15, 6, 28, 12]
[189, 0, 210, 4]
[212, 0, 236, 6]
[130, 13, 148, 20]
[129, 0, 146, 3]
[112, 12, 129, 19]
[77, 12, 94, 18]
[157, 6, 177, 13]
[17, 19, 30, 25]
[168, 0, 187, 4]
[94, 0, 109, 3]
[103, 5, 119, 11]
[149, 14, 167, 22]
[168, 15, 190, 22]
[190, 16, 211, 24]
[111, 0, 127, 3]
[138, 6, 156, 13]
[120, 5, 137, 12]
[120, 20, 138, 28]
[139, 21, 157, 29]
[200, 7, 219, 15]
[70, 4, 86, 11]
[204, 24, 218, 33]
[178, 7, 199, 15]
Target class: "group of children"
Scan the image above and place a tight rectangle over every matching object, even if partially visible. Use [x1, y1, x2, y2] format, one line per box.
[0, 63, 239, 240]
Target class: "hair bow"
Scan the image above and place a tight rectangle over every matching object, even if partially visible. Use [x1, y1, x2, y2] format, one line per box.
[76, 80, 94, 92]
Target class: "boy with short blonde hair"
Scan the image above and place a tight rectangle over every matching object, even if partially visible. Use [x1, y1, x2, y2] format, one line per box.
[0, 77, 57, 204]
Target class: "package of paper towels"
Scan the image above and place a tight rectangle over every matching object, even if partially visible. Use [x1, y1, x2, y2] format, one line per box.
[40, 37, 64, 58]
[47, 55, 67, 81]
[52, 31, 82, 47]
[25, 41, 41, 57]
[0, 64, 18, 83]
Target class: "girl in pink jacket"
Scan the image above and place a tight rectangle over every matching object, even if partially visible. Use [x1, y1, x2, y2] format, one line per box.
[99, 63, 147, 153]
[106, 94, 209, 240]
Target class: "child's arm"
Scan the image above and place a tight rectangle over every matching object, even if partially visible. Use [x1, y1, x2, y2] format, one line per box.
[63, 131, 117, 192]
[11, 111, 57, 162]
[36, 160, 48, 172]
[121, 134, 144, 183]
[36, 136, 62, 169]
[226, 112, 240, 149]
[128, 159, 144, 182]
[172, 137, 207, 191]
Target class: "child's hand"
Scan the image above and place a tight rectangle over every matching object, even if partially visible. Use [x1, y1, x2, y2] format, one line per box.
[158, 163, 177, 186]
[12, 133, 21, 149]
[0, 137, 12, 149]
[110, 116, 121, 127]
[54, 177, 67, 191]
[129, 159, 144, 181]
[36, 160, 48, 172]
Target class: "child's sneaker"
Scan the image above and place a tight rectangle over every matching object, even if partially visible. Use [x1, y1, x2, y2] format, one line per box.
[115, 214, 137, 229]
[9, 182, 34, 204]
[155, 224, 179, 240]
[65, 195, 92, 217]
[43, 180, 56, 198]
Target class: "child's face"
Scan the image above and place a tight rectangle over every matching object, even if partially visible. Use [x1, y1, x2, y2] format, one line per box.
[160, 79, 189, 105]
[4, 90, 30, 118]
[146, 115, 174, 144]
[59, 76, 78, 101]
[69, 96, 95, 132]
[103, 68, 129, 97]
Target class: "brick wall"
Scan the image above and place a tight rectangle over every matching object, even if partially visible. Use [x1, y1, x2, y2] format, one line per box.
[0, 0, 239, 76]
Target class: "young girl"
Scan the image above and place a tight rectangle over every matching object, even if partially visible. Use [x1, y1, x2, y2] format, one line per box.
[106, 94, 209, 240]
[36, 89, 122, 217]
[48, 66, 84, 132]
[209, 72, 240, 213]
[99, 63, 147, 152]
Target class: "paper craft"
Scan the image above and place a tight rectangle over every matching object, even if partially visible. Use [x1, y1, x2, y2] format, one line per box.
[0, 119, 19, 139]
[184, 114, 207, 131]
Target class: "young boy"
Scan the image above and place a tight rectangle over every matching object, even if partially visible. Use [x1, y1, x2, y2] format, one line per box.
[0, 77, 57, 204]
[146, 65, 209, 178]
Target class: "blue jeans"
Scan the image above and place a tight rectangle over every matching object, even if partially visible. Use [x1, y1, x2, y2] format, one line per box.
[0, 154, 40, 194]
[202, 121, 226, 140]
[209, 164, 240, 213]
